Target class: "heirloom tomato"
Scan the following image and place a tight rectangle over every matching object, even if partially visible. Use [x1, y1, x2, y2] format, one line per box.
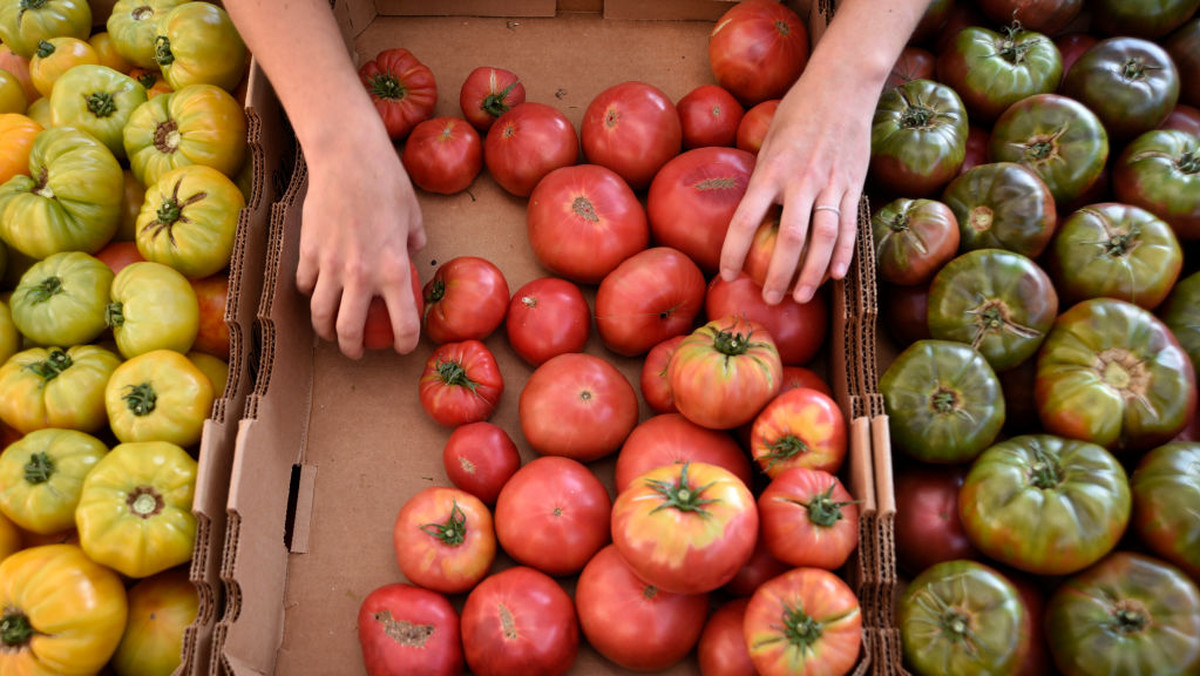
[1113, 129, 1200, 240]
[108, 261, 201, 358]
[0, 67, 24, 114]
[613, 413, 750, 494]
[0, 113, 40, 185]
[49, 65, 147, 159]
[611, 461, 758, 595]
[869, 79, 968, 197]
[111, 568, 198, 676]
[0, 0, 90, 58]
[0, 302, 17, 367]
[0, 43, 34, 102]
[941, 162, 1057, 259]
[190, 273, 229, 359]
[393, 486, 495, 594]
[697, 599, 756, 676]
[441, 421, 520, 506]
[641, 334, 686, 414]
[892, 465, 979, 575]
[978, 0, 1082, 36]
[910, 0, 956, 46]
[459, 66, 524, 132]
[96, 239, 145, 274]
[780, 366, 832, 397]
[960, 124, 989, 174]
[936, 25, 1063, 124]
[357, 583, 463, 676]
[1057, 32, 1098, 78]
[0, 511, 17, 563]
[28, 36, 98, 99]
[358, 47, 435, 140]
[743, 567, 862, 676]
[749, 387, 847, 478]
[0, 544, 126, 675]
[362, 259, 423, 352]
[1130, 442, 1200, 578]
[129, 67, 173, 99]
[1061, 37, 1180, 141]
[708, 0, 809, 106]
[136, 164, 245, 279]
[1091, 0, 1200, 39]
[124, 83, 248, 188]
[505, 277, 590, 367]
[580, 81, 681, 190]
[668, 316, 783, 430]
[460, 567, 579, 676]
[417, 340, 503, 427]
[485, 102, 578, 197]
[154, 2, 247, 91]
[105, 349, 214, 447]
[10, 252, 114, 347]
[758, 467, 859, 570]
[723, 536, 789, 598]
[1162, 270, 1200, 378]
[735, 99, 777, 154]
[886, 46, 935, 90]
[117, 169, 146, 240]
[0, 428, 107, 535]
[870, 197, 959, 286]
[422, 256, 509, 343]
[1168, 18, 1200, 108]
[519, 352, 638, 462]
[594, 247, 705, 357]
[401, 116, 483, 195]
[107, 0, 188, 69]
[706, 272, 827, 366]
[187, 352, 227, 397]
[87, 32, 130, 73]
[0, 345, 119, 434]
[677, 84, 743, 149]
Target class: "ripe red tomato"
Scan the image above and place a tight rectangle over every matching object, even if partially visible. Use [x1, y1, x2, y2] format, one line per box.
[641, 334, 686, 414]
[493, 456, 611, 577]
[780, 366, 832, 397]
[189, 273, 230, 360]
[459, 66, 525, 131]
[978, 0, 1083, 36]
[1159, 104, 1200, 135]
[614, 413, 751, 494]
[363, 260, 424, 351]
[575, 544, 710, 671]
[580, 81, 682, 190]
[417, 340, 504, 427]
[758, 467, 859, 570]
[422, 256, 509, 344]
[705, 272, 827, 366]
[708, 0, 809, 106]
[358, 48, 437, 140]
[357, 583, 463, 676]
[697, 599, 756, 676]
[400, 117, 483, 195]
[1056, 32, 1099, 80]
[743, 567, 862, 676]
[735, 99, 779, 154]
[669, 316, 783, 430]
[612, 461, 758, 595]
[460, 567, 580, 676]
[647, 146, 755, 275]
[441, 421, 521, 506]
[960, 124, 990, 175]
[526, 164, 649, 285]
[519, 352, 639, 462]
[677, 84, 744, 149]
[750, 387, 847, 478]
[485, 102, 579, 197]
[892, 464, 980, 576]
[886, 46, 936, 90]
[594, 247, 706, 357]
[95, 240, 145, 275]
[505, 277, 590, 367]
[723, 535, 790, 597]
[392, 486, 495, 594]
[882, 283, 931, 346]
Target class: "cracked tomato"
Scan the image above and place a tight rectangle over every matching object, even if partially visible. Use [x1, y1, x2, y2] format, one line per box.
[357, 583, 463, 676]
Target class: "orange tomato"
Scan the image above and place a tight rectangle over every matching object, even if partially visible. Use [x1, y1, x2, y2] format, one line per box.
[0, 43, 36, 103]
[128, 67, 173, 99]
[29, 37, 98, 98]
[0, 113, 41, 184]
[88, 32, 131, 73]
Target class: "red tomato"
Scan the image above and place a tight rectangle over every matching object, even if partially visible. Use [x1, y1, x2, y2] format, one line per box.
[363, 260, 424, 351]
[576, 544, 710, 671]
[358, 48, 437, 141]
[519, 353, 639, 462]
[459, 66, 526, 131]
[401, 117, 483, 195]
[612, 461, 759, 595]
[526, 164, 649, 285]
[723, 535, 790, 597]
[357, 583, 463, 676]
[442, 421, 521, 506]
[677, 84, 744, 149]
[743, 567, 863, 676]
[189, 274, 230, 361]
[485, 102, 579, 197]
[892, 464, 981, 576]
[493, 456, 611, 576]
[886, 46, 936, 90]
[735, 99, 779, 154]
[392, 486, 495, 594]
[978, 0, 1083, 36]
[705, 272, 827, 366]
[505, 277, 591, 367]
[641, 334, 686, 414]
[1159, 104, 1200, 135]
[422, 256, 509, 344]
[669, 316, 784, 430]
[961, 124, 991, 175]
[758, 467, 859, 570]
[742, 208, 794, 293]
[931, 1, 985, 54]
[709, 0, 809, 106]
[780, 366, 833, 398]
[1056, 32, 1099, 81]
[460, 567, 580, 676]
[646, 146, 755, 275]
[613, 413, 751, 494]
[580, 81, 682, 190]
[418, 340, 504, 427]
[594, 247, 706, 357]
[697, 599, 756, 676]
[882, 283, 931, 346]
[95, 240, 145, 275]
[750, 387, 848, 478]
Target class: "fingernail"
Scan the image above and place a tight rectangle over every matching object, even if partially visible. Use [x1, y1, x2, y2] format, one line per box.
[764, 290, 783, 305]
[833, 262, 848, 279]
[719, 267, 737, 282]
[796, 285, 814, 302]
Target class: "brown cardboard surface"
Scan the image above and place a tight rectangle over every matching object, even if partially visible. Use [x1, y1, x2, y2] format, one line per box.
[377, 0, 558, 17]
[603, 0, 736, 21]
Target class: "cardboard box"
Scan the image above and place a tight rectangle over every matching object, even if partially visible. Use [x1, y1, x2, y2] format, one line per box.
[214, 1, 881, 674]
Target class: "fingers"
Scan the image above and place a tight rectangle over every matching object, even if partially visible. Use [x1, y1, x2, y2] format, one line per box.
[790, 189, 845, 304]
[761, 182, 817, 305]
[308, 274, 341, 345]
[828, 192, 860, 282]
[334, 281, 371, 360]
[719, 178, 776, 283]
[381, 270, 422, 355]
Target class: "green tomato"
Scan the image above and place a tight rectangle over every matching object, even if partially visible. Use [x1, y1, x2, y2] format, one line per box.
[1161, 270, 1200, 380]
[108, 261, 199, 359]
[0, 0, 91, 58]
[135, 164, 244, 278]
[106, 0, 188, 69]
[936, 26, 1063, 124]
[154, 2, 247, 92]
[870, 79, 968, 197]
[11, 251, 113, 346]
[49, 65, 147, 159]
[1131, 443, 1200, 579]
[123, 83, 248, 188]
[0, 428, 108, 535]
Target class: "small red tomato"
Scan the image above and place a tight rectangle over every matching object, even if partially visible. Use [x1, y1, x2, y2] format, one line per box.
[460, 567, 580, 676]
[641, 335, 687, 414]
[750, 387, 848, 478]
[705, 272, 828, 366]
[401, 116, 483, 195]
[393, 486, 496, 594]
[580, 80, 682, 190]
[442, 421, 521, 506]
[358, 48, 437, 141]
[190, 273, 230, 360]
[357, 583, 463, 676]
[459, 66, 526, 131]
[418, 340, 504, 427]
[363, 260, 424, 351]
[758, 467, 859, 570]
[780, 366, 833, 398]
[614, 413, 751, 494]
[697, 599, 756, 676]
[505, 277, 591, 367]
[519, 352, 639, 462]
[95, 240, 145, 275]
[893, 464, 980, 576]
[677, 84, 744, 149]
[594, 247, 706, 357]
[485, 102, 579, 197]
[723, 535, 790, 598]
[423, 256, 509, 344]
[735, 99, 779, 154]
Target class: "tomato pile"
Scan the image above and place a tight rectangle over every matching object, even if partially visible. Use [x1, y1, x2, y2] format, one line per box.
[872, 1, 1200, 674]
[0, 0, 249, 673]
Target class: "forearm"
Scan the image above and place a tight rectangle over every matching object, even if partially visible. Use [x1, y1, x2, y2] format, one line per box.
[798, 0, 931, 99]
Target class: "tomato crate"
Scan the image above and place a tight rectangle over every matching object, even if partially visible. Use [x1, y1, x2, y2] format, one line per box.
[212, 1, 887, 675]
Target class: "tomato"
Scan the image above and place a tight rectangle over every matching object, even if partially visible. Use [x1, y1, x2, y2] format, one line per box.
[441, 421, 520, 507]
[576, 544, 709, 671]
[136, 164, 246, 279]
[708, 0, 809, 106]
[117, 169, 146, 240]
[401, 116, 483, 195]
[1113, 129, 1200, 240]
[723, 535, 789, 598]
[105, 349, 214, 447]
[709, 274, 827, 366]
[10, 252, 114, 347]
[1046, 552, 1200, 675]
[1162, 270, 1200, 380]
[393, 486, 495, 594]
[749, 387, 847, 479]
[937, 26, 1063, 124]
[614, 413, 750, 494]
[942, 162, 1058, 258]
[1167, 18, 1200, 108]
[0, 428, 107, 535]
[417, 340, 503, 428]
[87, 32, 130, 73]
[927, 249, 1059, 372]
[870, 79, 968, 197]
[1160, 104, 1200, 135]
[1056, 32, 1098, 79]
[988, 93, 1109, 205]
[612, 461, 758, 595]
[641, 334, 685, 414]
[1130, 442, 1200, 578]
[23, 96, 49, 128]
[107, 0, 188, 69]
[892, 464, 979, 576]
[128, 67, 173, 99]
[190, 273, 229, 360]
[581, 81, 681, 190]
[879, 339, 1005, 463]
[0, 0, 90, 59]
[677, 84, 743, 149]
[594, 247, 706, 357]
[526, 163, 649, 285]
[758, 467, 859, 570]
[896, 559, 1031, 676]
[1091, 0, 1200, 39]
[779, 366, 832, 397]
[1061, 37, 1181, 141]
[485, 102, 579, 197]
[357, 583, 463, 676]
[743, 567, 862, 676]
[505, 277, 590, 367]
[154, 2, 247, 91]
[187, 351, 227, 397]
[518, 352, 638, 462]
[697, 599, 755, 676]
[124, 83, 248, 188]
[108, 260, 200, 358]
[646, 146, 754, 275]
[459, 66, 525, 131]
[110, 568, 197, 676]
[0, 66, 25, 113]
[460, 566, 579, 676]
[0, 544, 126, 675]
[0, 44, 36, 102]
[0, 302, 18, 368]
[0, 345, 120, 435]
[870, 197, 959, 286]
[0, 512, 18, 564]
[911, 0, 959, 48]
[979, 0, 1083, 36]
[1036, 298, 1196, 451]
[48, 65, 147, 159]
[95, 239, 146, 274]
[29, 36, 98, 99]
[422, 256, 508, 343]
[886, 46, 936, 90]
[357, 47, 436, 141]
[0, 113, 40, 185]
[735, 99, 778, 154]
[669, 316, 783, 430]
[362, 259, 423, 352]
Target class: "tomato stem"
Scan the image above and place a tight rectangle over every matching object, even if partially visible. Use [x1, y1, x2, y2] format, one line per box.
[136, 71, 159, 89]
[106, 301, 126, 328]
[996, 28, 1032, 65]
[0, 611, 33, 647]
[781, 600, 824, 654]
[712, 327, 752, 356]
[1029, 446, 1063, 489]
[19, 0, 47, 10]
[87, 91, 117, 118]
[367, 73, 408, 101]
[887, 212, 910, 232]
[26, 276, 64, 304]
[762, 435, 811, 469]
[154, 35, 174, 67]
[122, 383, 158, 416]
[1108, 606, 1149, 635]
[645, 462, 720, 517]
[1121, 57, 1148, 81]
[25, 347, 72, 384]
[127, 486, 164, 518]
[424, 279, 446, 304]
[435, 359, 477, 392]
[144, 178, 206, 244]
[796, 483, 855, 528]
[482, 79, 519, 118]
[1178, 150, 1199, 175]
[420, 500, 468, 546]
[34, 40, 54, 58]
[930, 388, 958, 415]
[23, 451, 54, 485]
[900, 105, 935, 129]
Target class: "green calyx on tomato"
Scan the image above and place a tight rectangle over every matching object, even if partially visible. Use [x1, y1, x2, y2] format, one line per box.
[965, 299, 1042, 350]
[424, 279, 446, 305]
[900, 104, 937, 130]
[1120, 57, 1158, 82]
[752, 599, 829, 656]
[645, 462, 719, 516]
[1028, 446, 1064, 489]
[23, 451, 54, 484]
[762, 435, 812, 470]
[1106, 605, 1149, 635]
[483, 80, 520, 118]
[420, 499, 468, 546]
[367, 72, 408, 101]
[1, 610, 32, 647]
[127, 486, 163, 518]
[26, 275, 64, 304]
[996, 25, 1037, 65]
[144, 178, 205, 240]
[105, 302, 125, 328]
[435, 359, 479, 392]
[122, 383, 157, 416]
[793, 482, 854, 528]
[25, 347, 72, 383]
[35, 39, 54, 58]
[86, 92, 117, 118]
[153, 35, 174, 66]
[136, 71, 158, 89]
[1178, 149, 1200, 174]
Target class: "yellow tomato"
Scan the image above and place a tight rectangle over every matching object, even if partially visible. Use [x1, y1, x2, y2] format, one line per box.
[124, 83, 247, 187]
[0, 66, 26, 113]
[128, 66, 173, 99]
[24, 95, 51, 128]
[109, 260, 200, 358]
[0, 299, 18, 366]
[112, 567, 199, 676]
[0, 113, 41, 184]
[105, 348, 213, 446]
[187, 350, 228, 398]
[29, 36, 99, 98]
[0, 42, 37, 102]
[88, 31, 132, 73]
[0, 345, 121, 434]
[135, 164, 244, 279]
[0, 428, 108, 534]
[0, 510, 20, 563]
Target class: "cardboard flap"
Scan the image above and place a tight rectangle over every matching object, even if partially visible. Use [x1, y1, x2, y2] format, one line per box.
[376, 0, 557, 16]
[871, 414, 894, 517]
[848, 415, 876, 516]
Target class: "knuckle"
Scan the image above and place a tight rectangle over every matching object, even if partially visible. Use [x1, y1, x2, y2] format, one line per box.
[777, 225, 808, 247]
